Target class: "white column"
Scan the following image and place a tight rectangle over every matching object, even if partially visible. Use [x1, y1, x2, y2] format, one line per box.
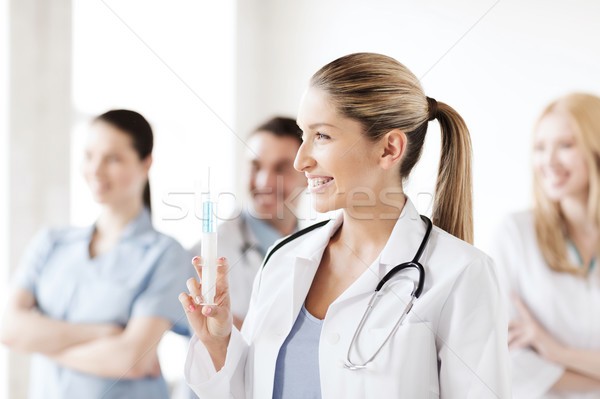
[234, 0, 263, 195]
[6, 0, 72, 397]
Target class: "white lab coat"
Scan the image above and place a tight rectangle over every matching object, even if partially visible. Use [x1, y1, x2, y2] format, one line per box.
[185, 199, 511, 398]
[489, 211, 600, 399]
[190, 214, 265, 319]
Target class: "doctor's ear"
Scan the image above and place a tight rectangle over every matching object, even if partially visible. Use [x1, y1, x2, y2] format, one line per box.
[378, 129, 406, 170]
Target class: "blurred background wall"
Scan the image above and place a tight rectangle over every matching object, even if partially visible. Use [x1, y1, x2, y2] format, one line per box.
[2, 0, 600, 397]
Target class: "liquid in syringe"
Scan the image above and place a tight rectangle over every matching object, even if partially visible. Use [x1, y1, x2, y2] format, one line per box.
[201, 190, 218, 305]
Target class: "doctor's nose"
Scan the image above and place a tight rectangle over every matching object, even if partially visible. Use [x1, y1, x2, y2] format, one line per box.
[294, 142, 315, 173]
[544, 146, 561, 168]
[83, 157, 105, 178]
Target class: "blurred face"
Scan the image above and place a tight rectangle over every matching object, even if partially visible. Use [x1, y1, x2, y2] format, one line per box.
[533, 112, 589, 202]
[295, 87, 382, 213]
[82, 121, 151, 207]
[247, 131, 306, 218]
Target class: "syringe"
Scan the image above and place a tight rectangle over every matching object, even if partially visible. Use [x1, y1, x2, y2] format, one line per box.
[201, 177, 218, 305]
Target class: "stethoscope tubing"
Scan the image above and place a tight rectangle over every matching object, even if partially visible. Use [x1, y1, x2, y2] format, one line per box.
[344, 215, 432, 370]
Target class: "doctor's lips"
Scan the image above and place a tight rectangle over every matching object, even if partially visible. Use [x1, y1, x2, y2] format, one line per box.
[89, 182, 110, 193]
[540, 170, 569, 186]
[251, 188, 281, 199]
[306, 174, 334, 191]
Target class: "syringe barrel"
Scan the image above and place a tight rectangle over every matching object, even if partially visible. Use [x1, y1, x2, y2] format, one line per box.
[201, 231, 218, 305]
[202, 201, 216, 233]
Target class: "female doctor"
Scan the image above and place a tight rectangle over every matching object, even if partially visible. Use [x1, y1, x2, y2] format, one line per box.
[179, 52, 511, 399]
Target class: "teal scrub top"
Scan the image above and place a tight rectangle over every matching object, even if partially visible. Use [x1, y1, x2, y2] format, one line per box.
[13, 208, 192, 399]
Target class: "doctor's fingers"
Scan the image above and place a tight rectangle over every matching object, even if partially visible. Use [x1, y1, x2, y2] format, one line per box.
[179, 292, 199, 314]
[178, 293, 210, 337]
[508, 331, 532, 351]
[215, 257, 230, 296]
[213, 281, 231, 310]
[191, 256, 230, 303]
[508, 322, 533, 349]
[186, 278, 202, 305]
[192, 256, 203, 283]
[191, 256, 229, 284]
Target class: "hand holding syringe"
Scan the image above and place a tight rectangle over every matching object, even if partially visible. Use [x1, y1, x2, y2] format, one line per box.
[179, 187, 233, 369]
[180, 255, 233, 370]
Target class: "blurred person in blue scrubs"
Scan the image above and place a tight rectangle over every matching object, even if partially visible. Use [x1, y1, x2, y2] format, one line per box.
[0, 109, 191, 399]
[190, 117, 306, 329]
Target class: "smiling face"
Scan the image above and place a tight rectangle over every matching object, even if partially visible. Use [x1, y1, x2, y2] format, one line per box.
[82, 121, 151, 207]
[533, 112, 589, 203]
[295, 87, 391, 214]
[247, 131, 306, 218]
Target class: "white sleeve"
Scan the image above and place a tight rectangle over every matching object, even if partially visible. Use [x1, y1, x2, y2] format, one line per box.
[184, 328, 248, 399]
[487, 216, 564, 398]
[437, 256, 512, 399]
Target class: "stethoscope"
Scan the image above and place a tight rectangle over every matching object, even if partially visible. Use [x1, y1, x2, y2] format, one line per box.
[344, 215, 432, 371]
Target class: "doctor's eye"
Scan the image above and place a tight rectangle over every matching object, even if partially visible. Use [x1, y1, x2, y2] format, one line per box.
[559, 141, 574, 149]
[107, 155, 121, 163]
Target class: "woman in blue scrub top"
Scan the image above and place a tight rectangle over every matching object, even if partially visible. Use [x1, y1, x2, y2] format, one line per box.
[1, 110, 191, 399]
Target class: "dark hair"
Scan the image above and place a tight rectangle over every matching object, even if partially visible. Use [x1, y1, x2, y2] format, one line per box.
[94, 109, 154, 212]
[251, 116, 302, 145]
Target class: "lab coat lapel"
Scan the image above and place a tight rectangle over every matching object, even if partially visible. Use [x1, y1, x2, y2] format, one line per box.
[289, 215, 344, 321]
[332, 198, 428, 307]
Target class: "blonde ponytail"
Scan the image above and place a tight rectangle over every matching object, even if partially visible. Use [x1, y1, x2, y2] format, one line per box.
[431, 102, 473, 244]
[311, 53, 474, 243]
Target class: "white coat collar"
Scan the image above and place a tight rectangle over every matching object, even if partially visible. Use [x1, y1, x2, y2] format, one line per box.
[292, 197, 426, 262]
[293, 210, 344, 262]
[378, 197, 428, 268]
[283, 197, 429, 313]
[275, 213, 343, 320]
[331, 197, 429, 309]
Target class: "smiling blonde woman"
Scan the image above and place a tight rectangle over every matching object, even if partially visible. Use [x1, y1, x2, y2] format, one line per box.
[180, 53, 511, 399]
[490, 93, 600, 399]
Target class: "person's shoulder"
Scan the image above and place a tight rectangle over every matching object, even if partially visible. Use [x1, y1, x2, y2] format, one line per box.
[492, 209, 535, 243]
[429, 226, 489, 267]
[152, 230, 187, 253]
[425, 228, 501, 294]
[42, 225, 90, 245]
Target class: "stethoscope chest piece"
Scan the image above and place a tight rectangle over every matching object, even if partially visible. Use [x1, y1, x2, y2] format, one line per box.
[343, 215, 432, 371]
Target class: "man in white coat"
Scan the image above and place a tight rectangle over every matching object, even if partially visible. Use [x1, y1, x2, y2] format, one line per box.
[190, 116, 307, 329]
